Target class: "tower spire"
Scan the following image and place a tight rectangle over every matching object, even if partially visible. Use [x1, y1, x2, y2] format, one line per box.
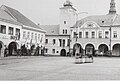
[109, 0, 116, 14]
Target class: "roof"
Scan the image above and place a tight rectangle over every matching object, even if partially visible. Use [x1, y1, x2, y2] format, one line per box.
[73, 14, 120, 28]
[40, 25, 60, 35]
[1, 5, 46, 33]
[0, 8, 20, 25]
[60, 6, 76, 11]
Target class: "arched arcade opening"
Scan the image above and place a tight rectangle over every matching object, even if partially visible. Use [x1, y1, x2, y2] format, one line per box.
[85, 44, 95, 56]
[112, 44, 120, 56]
[0, 41, 4, 56]
[73, 43, 83, 56]
[98, 44, 109, 56]
[8, 42, 18, 56]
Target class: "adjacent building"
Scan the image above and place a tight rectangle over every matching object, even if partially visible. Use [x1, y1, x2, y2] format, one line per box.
[0, 5, 46, 57]
[40, 0, 76, 56]
[70, 0, 120, 56]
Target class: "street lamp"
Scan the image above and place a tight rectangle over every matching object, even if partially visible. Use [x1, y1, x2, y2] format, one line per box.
[109, 14, 117, 57]
[75, 12, 88, 42]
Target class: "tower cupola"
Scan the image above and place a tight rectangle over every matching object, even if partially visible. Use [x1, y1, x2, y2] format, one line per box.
[63, 0, 72, 7]
[109, 0, 116, 14]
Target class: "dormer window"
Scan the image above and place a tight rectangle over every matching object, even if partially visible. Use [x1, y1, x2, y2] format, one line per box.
[87, 23, 93, 27]
[64, 21, 66, 24]
[102, 21, 104, 23]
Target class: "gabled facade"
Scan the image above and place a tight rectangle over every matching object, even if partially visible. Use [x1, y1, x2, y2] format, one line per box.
[0, 5, 46, 57]
[70, 0, 120, 56]
[0, 8, 22, 57]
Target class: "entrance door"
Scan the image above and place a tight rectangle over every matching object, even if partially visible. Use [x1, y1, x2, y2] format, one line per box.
[60, 49, 66, 56]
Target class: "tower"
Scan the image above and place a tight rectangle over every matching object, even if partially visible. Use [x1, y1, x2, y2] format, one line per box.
[59, 0, 77, 35]
[109, 0, 116, 14]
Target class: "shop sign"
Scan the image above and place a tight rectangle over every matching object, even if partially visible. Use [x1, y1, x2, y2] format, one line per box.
[2, 36, 9, 39]
[10, 36, 16, 40]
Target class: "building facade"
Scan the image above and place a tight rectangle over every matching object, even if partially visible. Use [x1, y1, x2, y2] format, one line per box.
[70, 0, 120, 56]
[40, 25, 70, 56]
[0, 5, 46, 57]
[41, 0, 76, 56]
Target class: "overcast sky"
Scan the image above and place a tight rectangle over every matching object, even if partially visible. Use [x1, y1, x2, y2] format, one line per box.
[0, 0, 120, 25]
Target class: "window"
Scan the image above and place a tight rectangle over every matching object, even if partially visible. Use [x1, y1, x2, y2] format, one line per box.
[23, 31, 26, 39]
[64, 21, 66, 24]
[8, 27, 13, 35]
[63, 30, 64, 34]
[52, 49, 55, 54]
[85, 32, 89, 38]
[63, 39, 65, 47]
[65, 29, 67, 34]
[45, 49, 48, 53]
[59, 39, 62, 47]
[102, 21, 104, 23]
[53, 39, 56, 44]
[74, 32, 77, 38]
[45, 39, 48, 44]
[91, 32, 95, 38]
[40, 35, 43, 43]
[1, 25, 6, 34]
[31, 33, 34, 39]
[67, 39, 70, 46]
[35, 33, 37, 40]
[56, 51, 59, 53]
[105, 31, 109, 38]
[99, 31, 102, 38]
[27, 32, 30, 39]
[113, 31, 117, 38]
[16, 28, 20, 40]
[38, 34, 40, 40]
[79, 32, 82, 38]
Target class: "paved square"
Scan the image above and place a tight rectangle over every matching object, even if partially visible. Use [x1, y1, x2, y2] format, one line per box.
[0, 56, 120, 80]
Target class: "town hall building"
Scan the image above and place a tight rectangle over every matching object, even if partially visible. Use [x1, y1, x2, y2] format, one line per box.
[42, 0, 120, 57]
[70, 0, 120, 56]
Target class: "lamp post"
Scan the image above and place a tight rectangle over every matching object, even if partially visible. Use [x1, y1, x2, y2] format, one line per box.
[74, 12, 88, 57]
[109, 15, 117, 57]
[109, 22, 112, 57]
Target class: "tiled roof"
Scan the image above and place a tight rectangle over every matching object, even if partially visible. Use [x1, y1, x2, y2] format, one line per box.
[0, 8, 20, 25]
[1, 5, 46, 33]
[73, 14, 120, 28]
[40, 25, 60, 35]
[60, 6, 76, 11]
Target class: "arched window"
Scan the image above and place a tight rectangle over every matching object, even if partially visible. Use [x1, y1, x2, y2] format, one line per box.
[63, 29, 64, 34]
[65, 29, 67, 34]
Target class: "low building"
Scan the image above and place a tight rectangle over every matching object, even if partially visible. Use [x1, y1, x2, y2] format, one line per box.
[40, 0, 76, 56]
[40, 25, 70, 56]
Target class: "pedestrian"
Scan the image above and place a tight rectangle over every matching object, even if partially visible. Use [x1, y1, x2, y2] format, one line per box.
[4, 46, 8, 57]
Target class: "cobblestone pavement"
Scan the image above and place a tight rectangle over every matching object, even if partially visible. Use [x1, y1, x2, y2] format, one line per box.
[0, 56, 120, 80]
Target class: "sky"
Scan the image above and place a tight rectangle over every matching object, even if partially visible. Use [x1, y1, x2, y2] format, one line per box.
[0, 0, 120, 25]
